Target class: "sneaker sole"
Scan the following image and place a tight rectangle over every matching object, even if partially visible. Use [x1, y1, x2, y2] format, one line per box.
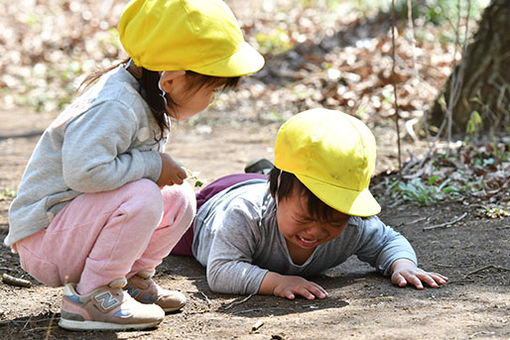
[162, 303, 185, 313]
[58, 318, 162, 331]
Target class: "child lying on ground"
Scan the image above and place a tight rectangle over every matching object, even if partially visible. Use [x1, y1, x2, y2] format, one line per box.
[172, 108, 448, 300]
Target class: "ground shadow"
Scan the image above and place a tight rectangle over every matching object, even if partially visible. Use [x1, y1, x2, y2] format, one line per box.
[0, 311, 126, 340]
[161, 255, 389, 318]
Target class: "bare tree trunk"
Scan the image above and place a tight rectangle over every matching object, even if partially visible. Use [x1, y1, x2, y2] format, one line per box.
[427, 0, 510, 137]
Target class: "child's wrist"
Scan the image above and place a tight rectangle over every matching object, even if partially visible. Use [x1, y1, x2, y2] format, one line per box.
[259, 271, 281, 296]
[390, 258, 416, 273]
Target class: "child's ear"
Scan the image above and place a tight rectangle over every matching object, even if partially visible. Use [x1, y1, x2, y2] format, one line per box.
[159, 70, 186, 92]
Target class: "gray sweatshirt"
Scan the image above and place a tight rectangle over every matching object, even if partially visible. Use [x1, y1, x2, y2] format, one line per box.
[6, 67, 165, 246]
[192, 180, 417, 295]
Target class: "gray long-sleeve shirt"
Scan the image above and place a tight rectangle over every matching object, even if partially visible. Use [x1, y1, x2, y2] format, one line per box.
[6, 67, 166, 246]
[192, 179, 417, 295]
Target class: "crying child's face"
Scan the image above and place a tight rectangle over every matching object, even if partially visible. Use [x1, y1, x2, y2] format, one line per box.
[276, 186, 350, 251]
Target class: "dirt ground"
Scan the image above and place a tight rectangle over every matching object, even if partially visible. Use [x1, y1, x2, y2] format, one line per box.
[0, 109, 509, 340]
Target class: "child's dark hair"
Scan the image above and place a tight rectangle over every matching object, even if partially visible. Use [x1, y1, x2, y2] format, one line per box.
[79, 58, 240, 138]
[269, 166, 343, 223]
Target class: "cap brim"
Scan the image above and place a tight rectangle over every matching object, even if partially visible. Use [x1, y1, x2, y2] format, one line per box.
[192, 41, 265, 77]
[296, 174, 381, 217]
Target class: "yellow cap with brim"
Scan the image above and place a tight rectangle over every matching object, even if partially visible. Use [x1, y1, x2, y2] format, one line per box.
[274, 108, 381, 217]
[118, 0, 264, 76]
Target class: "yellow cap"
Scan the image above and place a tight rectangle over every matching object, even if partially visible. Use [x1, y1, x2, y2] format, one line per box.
[274, 108, 381, 217]
[118, 0, 265, 76]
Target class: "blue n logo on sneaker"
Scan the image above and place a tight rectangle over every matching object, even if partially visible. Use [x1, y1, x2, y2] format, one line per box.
[126, 286, 141, 298]
[115, 310, 132, 317]
[94, 292, 119, 310]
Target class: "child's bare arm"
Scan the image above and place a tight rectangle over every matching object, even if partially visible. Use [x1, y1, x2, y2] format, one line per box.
[259, 271, 328, 300]
[390, 258, 448, 289]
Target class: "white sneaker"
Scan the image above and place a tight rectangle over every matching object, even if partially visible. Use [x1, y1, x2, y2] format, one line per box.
[58, 278, 165, 331]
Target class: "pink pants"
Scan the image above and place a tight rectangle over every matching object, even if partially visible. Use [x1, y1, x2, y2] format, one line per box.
[16, 179, 196, 295]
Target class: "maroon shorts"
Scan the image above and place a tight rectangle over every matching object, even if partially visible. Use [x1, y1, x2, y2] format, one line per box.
[171, 173, 267, 256]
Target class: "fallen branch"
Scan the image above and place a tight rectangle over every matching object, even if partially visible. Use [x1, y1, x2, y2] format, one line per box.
[199, 291, 212, 306]
[403, 216, 427, 226]
[2, 273, 32, 287]
[423, 212, 468, 230]
[223, 294, 254, 310]
[464, 264, 510, 279]
[23, 325, 58, 333]
[251, 320, 264, 332]
[44, 312, 56, 340]
[0, 267, 18, 272]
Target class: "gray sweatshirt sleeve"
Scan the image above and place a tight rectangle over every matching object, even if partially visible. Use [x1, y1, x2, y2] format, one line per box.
[205, 203, 269, 295]
[61, 100, 162, 192]
[352, 216, 417, 275]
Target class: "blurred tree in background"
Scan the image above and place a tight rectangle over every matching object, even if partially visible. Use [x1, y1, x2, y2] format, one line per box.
[427, 0, 510, 137]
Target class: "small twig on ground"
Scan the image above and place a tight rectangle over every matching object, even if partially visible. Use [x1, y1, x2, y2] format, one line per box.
[45, 311, 56, 340]
[2, 273, 32, 287]
[251, 320, 264, 332]
[400, 150, 421, 175]
[464, 265, 510, 279]
[199, 291, 212, 306]
[0, 267, 17, 272]
[23, 325, 59, 333]
[469, 331, 496, 339]
[403, 216, 428, 226]
[223, 294, 254, 310]
[22, 316, 32, 331]
[423, 212, 468, 230]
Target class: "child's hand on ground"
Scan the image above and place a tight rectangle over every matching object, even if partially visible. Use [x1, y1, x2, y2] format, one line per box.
[390, 258, 448, 289]
[157, 153, 187, 186]
[259, 272, 328, 300]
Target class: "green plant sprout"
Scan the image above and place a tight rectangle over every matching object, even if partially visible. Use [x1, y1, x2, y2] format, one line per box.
[465, 110, 482, 143]
[0, 187, 17, 199]
[391, 177, 461, 206]
[184, 168, 205, 188]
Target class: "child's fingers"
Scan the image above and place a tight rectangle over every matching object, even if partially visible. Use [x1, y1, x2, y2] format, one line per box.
[418, 274, 439, 288]
[391, 272, 408, 287]
[420, 272, 448, 287]
[397, 272, 424, 289]
[305, 282, 328, 299]
[291, 284, 327, 300]
[432, 272, 449, 282]
[287, 285, 316, 300]
[178, 167, 188, 179]
[283, 291, 296, 300]
[407, 274, 424, 289]
[298, 289, 316, 300]
[393, 266, 449, 289]
[169, 167, 187, 185]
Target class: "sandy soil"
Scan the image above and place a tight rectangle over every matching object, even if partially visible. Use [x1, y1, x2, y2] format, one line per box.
[0, 109, 509, 340]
